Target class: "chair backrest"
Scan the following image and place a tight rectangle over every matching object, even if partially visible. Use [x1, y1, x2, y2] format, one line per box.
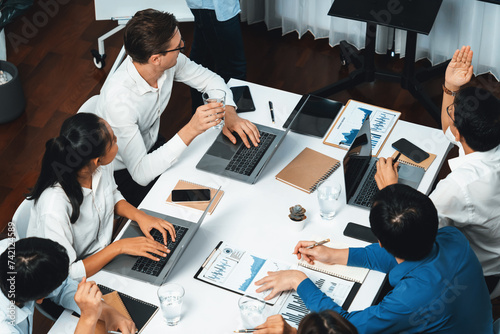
[77, 95, 99, 114]
[12, 199, 33, 239]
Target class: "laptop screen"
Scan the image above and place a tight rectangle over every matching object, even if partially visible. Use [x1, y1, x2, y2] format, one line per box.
[343, 116, 373, 200]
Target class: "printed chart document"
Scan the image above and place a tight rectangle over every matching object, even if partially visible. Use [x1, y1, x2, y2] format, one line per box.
[277, 267, 360, 329]
[195, 241, 291, 305]
[323, 100, 400, 156]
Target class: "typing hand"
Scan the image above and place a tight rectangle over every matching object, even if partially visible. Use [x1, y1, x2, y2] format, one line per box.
[445, 45, 473, 91]
[254, 270, 307, 300]
[136, 211, 176, 244]
[223, 106, 260, 148]
[253, 315, 297, 334]
[116, 237, 169, 261]
[374, 157, 399, 190]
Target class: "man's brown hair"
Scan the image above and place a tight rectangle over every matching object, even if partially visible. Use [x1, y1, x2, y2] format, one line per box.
[124, 9, 178, 64]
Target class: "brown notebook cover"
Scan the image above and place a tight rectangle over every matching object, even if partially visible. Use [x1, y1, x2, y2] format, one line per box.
[276, 147, 341, 193]
[166, 180, 224, 215]
[95, 291, 132, 334]
[392, 150, 436, 171]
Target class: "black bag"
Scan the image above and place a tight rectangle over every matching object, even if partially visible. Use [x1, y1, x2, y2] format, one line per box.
[0, 0, 34, 30]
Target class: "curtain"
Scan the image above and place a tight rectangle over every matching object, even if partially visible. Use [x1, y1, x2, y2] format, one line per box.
[240, 0, 500, 79]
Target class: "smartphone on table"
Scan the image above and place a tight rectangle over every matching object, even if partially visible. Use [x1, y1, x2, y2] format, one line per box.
[343, 222, 378, 243]
[171, 189, 211, 202]
[392, 138, 429, 163]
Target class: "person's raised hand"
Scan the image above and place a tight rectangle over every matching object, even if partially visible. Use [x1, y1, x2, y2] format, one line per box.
[74, 277, 102, 325]
[445, 45, 473, 91]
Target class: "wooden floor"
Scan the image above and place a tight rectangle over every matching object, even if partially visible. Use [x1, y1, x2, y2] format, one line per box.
[1, 1, 499, 333]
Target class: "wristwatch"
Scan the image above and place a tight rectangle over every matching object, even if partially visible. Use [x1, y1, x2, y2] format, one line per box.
[442, 83, 458, 96]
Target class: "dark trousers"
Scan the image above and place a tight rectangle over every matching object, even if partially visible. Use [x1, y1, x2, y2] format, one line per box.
[113, 135, 167, 207]
[189, 9, 247, 113]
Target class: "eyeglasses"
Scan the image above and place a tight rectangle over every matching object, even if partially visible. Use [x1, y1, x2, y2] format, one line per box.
[159, 39, 185, 54]
[446, 103, 455, 122]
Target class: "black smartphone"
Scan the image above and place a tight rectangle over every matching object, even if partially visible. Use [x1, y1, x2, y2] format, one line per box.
[343, 222, 378, 243]
[171, 189, 211, 202]
[392, 138, 429, 163]
[230, 85, 256, 112]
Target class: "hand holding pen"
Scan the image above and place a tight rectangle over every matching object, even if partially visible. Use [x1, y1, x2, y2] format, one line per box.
[293, 239, 331, 265]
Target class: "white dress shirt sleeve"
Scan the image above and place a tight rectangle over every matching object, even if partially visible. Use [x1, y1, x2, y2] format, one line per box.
[430, 177, 471, 228]
[173, 54, 236, 107]
[104, 97, 188, 186]
[46, 277, 80, 314]
[37, 212, 87, 280]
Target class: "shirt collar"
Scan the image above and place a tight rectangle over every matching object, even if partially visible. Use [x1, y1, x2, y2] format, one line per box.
[388, 244, 439, 286]
[448, 144, 500, 171]
[81, 166, 102, 195]
[126, 56, 158, 95]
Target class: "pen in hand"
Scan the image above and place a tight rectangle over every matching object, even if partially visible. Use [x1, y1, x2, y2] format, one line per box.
[268, 101, 275, 124]
[305, 238, 330, 249]
[234, 330, 256, 333]
[392, 152, 401, 166]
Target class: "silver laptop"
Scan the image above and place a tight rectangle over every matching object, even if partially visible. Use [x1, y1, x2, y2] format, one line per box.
[103, 188, 220, 285]
[197, 121, 294, 183]
[343, 117, 425, 209]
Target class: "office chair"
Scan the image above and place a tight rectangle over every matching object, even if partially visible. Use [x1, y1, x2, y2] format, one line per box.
[12, 199, 64, 322]
[77, 95, 99, 114]
[491, 281, 500, 300]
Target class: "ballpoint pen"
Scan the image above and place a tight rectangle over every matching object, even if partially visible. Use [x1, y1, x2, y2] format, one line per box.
[392, 152, 401, 165]
[234, 330, 256, 333]
[268, 101, 275, 124]
[305, 238, 330, 249]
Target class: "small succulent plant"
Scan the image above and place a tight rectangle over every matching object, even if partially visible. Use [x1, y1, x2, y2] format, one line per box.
[289, 205, 307, 221]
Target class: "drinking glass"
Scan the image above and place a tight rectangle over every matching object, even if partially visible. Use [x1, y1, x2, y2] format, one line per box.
[202, 89, 226, 130]
[316, 180, 342, 220]
[238, 295, 266, 329]
[158, 283, 184, 326]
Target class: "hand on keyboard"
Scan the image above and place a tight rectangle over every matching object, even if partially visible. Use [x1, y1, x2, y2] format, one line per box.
[116, 237, 170, 261]
[136, 212, 176, 245]
[223, 106, 260, 148]
[374, 157, 400, 190]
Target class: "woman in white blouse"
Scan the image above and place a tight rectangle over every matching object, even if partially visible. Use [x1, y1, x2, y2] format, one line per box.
[26, 113, 176, 280]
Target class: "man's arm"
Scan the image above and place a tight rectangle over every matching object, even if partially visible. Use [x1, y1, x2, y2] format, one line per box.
[442, 46, 473, 120]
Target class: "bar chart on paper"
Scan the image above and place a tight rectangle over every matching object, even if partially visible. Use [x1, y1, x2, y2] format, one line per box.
[323, 100, 400, 156]
[197, 242, 290, 305]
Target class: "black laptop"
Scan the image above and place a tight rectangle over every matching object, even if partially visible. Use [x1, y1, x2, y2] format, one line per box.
[343, 116, 425, 209]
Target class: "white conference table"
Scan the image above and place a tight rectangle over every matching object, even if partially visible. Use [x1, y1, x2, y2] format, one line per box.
[49, 79, 451, 333]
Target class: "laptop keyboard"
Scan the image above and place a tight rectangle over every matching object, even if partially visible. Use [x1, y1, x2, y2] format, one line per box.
[353, 162, 379, 208]
[225, 131, 276, 176]
[131, 225, 188, 277]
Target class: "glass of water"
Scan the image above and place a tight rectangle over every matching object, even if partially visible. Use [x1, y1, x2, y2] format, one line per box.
[238, 295, 266, 329]
[158, 283, 184, 326]
[202, 89, 226, 130]
[317, 180, 342, 220]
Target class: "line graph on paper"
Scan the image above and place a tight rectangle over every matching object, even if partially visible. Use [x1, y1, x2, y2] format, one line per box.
[324, 100, 400, 156]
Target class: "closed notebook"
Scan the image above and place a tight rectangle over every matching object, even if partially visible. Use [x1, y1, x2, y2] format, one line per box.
[95, 291, 132, 334]
[392, 150, 436, 171]
[98, 285, 158, 333]
[166, 180, 224, 215]
[298, 259, 369, 284]
[276, 147, 341, 193]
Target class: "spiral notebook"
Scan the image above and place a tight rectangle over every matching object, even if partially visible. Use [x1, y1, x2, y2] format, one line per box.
[166, 180, 224, 215]
[276, 147, 341, 193]
[95, 291, 132, 334]
[298, 259, 369, 284]
[392, 150, 436, 171]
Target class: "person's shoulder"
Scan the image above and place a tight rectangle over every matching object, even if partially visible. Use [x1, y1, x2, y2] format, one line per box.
[35, 186, 72, 212]
[437, 226, 468, 244]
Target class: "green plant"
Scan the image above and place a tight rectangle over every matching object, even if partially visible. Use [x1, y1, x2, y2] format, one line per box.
[289, 205, 306, 221]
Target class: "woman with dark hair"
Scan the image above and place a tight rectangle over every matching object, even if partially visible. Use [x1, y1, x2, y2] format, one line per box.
[26, 113, 176, 280]
[253, 311, 358, 334]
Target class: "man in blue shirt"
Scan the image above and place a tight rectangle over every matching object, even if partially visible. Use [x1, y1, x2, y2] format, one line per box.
[255, 184, 493, 333]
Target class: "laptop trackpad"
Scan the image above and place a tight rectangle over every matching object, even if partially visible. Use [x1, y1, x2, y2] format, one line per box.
[207, 135, 240, 160]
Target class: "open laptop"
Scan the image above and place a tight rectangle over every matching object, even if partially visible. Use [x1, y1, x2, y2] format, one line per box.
[196, 108, 303, 183]
[343, 117, 425, 209]
[103, 188, 220, 286]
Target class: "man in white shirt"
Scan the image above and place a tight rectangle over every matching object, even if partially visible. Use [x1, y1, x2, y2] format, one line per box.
[374, 46, 500, 292]
[95, 9, 260, 206]
[0, 237, 135, 333]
